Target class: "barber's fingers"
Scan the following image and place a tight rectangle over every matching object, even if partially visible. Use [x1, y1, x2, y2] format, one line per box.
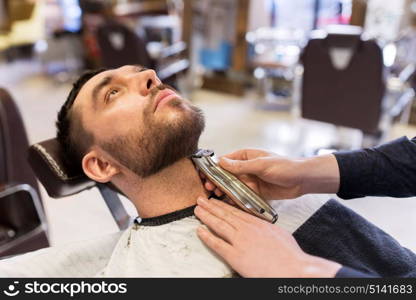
[222, 148, 272, 161]
[204, 179, 215, 190]
[197, 227, 235, 262]
[199, 171, 225, 197]
[194, 204, 236, 243]
[221, 196, 237, 207]
[196, 197, 241, 228]
[199, 171, 206, 180]
[204, 180, 224, 197]
[199, 171, 215, 191]
[219, 156, 265, 177]
[198, 197, 256, 225]
[211, 199, 263, 223]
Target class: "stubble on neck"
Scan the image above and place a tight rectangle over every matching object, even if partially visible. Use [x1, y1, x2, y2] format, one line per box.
[118, 157, 209, 218]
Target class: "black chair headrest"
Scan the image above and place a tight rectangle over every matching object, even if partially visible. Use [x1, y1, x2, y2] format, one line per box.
[325, 25, 362, 48]
[28, 138, 95, 198]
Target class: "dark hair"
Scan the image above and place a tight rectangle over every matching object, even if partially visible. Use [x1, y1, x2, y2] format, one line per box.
[56, 69, 107, 172]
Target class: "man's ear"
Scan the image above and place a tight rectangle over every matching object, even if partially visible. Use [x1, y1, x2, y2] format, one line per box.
[82, 149, 120, 183]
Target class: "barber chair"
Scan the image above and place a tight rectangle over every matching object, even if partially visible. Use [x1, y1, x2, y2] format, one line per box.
[300, 26, 384, 148]
[35, 31, 85, 82]
[28, 139, 132, 231]
[96, 20, 189, 89]
[299, 25, 416, 150]
[0, 88, 49, 257]
[0, 184, 47, 257]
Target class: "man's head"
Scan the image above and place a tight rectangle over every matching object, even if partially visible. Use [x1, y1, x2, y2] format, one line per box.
[56, 65, 205, 183]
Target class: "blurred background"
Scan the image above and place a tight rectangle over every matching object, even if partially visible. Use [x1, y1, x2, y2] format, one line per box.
[1, 0, 416, 257]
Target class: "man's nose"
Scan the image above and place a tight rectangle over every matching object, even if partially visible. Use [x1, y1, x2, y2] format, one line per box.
[131, 69, 161, 96]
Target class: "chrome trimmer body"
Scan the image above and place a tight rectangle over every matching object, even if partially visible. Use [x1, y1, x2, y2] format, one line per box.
[191, 149, 278, 223]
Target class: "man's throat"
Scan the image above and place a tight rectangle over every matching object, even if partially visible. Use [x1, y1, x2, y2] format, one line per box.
[129, 158, 208, 218]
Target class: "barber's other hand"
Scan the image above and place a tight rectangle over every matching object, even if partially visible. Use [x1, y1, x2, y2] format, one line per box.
[203, 148, 340, 200]
[194, 197, 341, 277]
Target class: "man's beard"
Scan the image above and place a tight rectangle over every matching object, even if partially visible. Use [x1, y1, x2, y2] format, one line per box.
[99, 86, 205, 178]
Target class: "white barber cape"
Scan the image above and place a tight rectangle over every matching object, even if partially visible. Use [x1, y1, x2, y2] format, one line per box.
[0, 195, 328, 277]
[99, 216, 233, 277]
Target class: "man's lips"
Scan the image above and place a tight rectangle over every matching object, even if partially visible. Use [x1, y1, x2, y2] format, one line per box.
[154, 89, 179, 112]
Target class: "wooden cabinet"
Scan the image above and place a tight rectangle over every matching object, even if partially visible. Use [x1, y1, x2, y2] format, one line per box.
[182, 0, 250, 95]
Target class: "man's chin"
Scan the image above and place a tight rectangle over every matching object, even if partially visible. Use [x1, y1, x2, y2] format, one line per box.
[157, 100, 191, 118]
[167, 98, 187, 109]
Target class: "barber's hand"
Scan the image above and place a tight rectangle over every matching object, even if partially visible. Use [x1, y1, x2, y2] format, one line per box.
[194, 197, 341, 277]
[202, 148, 340, 200]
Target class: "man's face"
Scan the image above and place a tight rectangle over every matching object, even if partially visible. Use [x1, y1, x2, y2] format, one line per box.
[73, 65, 205, 178]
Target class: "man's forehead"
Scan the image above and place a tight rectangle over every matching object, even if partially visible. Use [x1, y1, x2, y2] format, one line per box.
[74, 65, 142, 108]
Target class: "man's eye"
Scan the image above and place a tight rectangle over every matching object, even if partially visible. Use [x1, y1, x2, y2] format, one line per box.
[105, 89, 119, 102]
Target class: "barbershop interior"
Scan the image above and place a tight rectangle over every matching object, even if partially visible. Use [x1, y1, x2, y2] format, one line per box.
[1, 0, 416, 263]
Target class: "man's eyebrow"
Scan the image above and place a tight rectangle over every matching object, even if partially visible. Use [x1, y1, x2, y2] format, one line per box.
[131, 65, 148, 72]
[90, 66, 147, 107]
[91, 75, 113, 107]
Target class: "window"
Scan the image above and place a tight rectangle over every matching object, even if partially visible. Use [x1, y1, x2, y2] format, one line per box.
[270, 0, 352, 32]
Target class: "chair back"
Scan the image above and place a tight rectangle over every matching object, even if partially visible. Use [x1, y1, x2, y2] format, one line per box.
[300, 28, 385, 135]
[96, 21, 153, 69]
[0, 88, 49, 256]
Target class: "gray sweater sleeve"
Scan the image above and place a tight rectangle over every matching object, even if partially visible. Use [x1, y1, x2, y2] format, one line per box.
[335, 266, 376, 278]
[334, 136, 416, 199]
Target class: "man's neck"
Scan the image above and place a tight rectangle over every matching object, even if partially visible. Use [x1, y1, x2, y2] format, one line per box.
[121, 158, 208, 218]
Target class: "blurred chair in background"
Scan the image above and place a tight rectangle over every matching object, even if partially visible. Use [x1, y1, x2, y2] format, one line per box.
[35, 31, 85, 82]
[96, 20, 189, 90]
[299, 25, 415, 149]
[0, 88, 48, 258]
[96, 20, 154, 70]
[387, 14, 416, 125]
[246, 27, 305, 110]
[0, 0, 44, 62]
[79, 0, 189, 92]
[301, 25, 415, 149]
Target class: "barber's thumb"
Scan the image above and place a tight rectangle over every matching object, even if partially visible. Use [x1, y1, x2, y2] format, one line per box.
[219, 157, 252, 175]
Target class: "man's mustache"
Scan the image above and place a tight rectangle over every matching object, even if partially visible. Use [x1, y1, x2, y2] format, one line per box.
[143, 84, 181, 115]
[149, 84, 178, 101]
